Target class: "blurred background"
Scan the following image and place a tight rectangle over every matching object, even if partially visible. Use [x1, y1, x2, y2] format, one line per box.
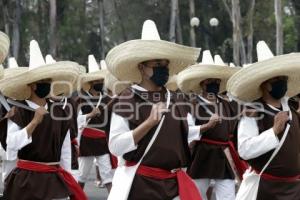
[0, 0, 299, 67]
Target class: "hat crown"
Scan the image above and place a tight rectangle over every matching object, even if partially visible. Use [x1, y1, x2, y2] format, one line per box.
[29, 40, 46, 70]
[88, 55, 100, 73]
[141, 20, 161, 40]
[201, 50, 214, 64]
[256, 41, 274, 61]
[100, 60, 107, 70]
[214, 55, 225, 65]
[8, 57, 19, 68]
[45, 54, 56, 64]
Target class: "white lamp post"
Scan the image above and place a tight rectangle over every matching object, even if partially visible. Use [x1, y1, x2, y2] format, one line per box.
[209, 17, 219, 27]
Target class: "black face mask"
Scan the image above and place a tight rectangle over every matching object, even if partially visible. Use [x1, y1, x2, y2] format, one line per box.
[34, 83, 51, 98]
[206, 82, 220, 95]
[269, 79, 287, 100]
[150, 66, 169, 87]
[93, 83, 104, 92]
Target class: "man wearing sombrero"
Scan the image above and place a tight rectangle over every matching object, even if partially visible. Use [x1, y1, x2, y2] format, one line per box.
[105, 20, 221, 200]
[0, 40, 86, 200]
[177, 50, 244, 200]
[228, 41, 300, 199]
[0, 57, 28, 185]
[76, 55, 114, 192]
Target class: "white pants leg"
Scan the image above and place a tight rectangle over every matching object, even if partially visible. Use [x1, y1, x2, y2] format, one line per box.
[194, 179, 211, 200]
[95, 154, 114, 185]
[78, 156, 94, 183]
[2, 159, 16, 182]
[214, 179, 235, 200]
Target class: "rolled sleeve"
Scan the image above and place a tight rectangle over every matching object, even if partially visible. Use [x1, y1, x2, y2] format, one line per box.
[187, 113, 201, 143]
[109, 113, 137, 156]
[6, 120, 32, 150]
[238, 116, 279, 160]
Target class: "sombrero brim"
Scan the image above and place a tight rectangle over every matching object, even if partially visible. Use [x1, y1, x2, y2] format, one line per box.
[104, 73, 130, 95]
[78, 70, 108, 91]
[105, 39, 200, 83]
[165, 75, 178, 91]
[0, 32, 10, 64]
[177, 64, 240, 94]
[227, 53, 300, 102]
[3, 67, 28, 80]
[0, 61, 81, 100]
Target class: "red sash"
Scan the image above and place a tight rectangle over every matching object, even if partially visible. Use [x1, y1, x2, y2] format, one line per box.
[82, 128, 106, 139]
[199, 138, 249, 180]
[17, 160, 87, 200]
[254, 169, 300, 182]
[126, 161, 202, 200]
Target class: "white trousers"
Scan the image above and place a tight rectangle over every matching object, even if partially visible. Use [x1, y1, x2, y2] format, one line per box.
[194, 179, 235, 200]
[2, 159, 16, 182]
[78, 154, 114, 185]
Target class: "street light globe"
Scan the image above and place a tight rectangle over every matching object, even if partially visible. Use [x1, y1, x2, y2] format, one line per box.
[190, 17, 200, 27]
[209, 18, 219, 27]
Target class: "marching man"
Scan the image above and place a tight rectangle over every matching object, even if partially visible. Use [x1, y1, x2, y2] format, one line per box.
[106, 20, 219, 200]
[228, 41, 300, 199]
[77, 55, 114, 192]
[177, 50, 243, 200]
[0, 40, 86, 200]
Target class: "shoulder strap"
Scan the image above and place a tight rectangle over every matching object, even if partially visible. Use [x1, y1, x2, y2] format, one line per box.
[259, 109, 291, 175]
[137, 89, 171, 164]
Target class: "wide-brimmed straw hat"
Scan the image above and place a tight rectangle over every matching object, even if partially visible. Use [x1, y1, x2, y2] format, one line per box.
[165, 75, 178, 91]
[105, 71, 130, 95]
[227, 41, 300, 102]
[177, 50, 240, 94]
[79, 56, 108, 91]
[3, 57, 28, 80]
[0, 40, 81, 100]
[105, 20, 201, 83]
[0, 31, 9, 65]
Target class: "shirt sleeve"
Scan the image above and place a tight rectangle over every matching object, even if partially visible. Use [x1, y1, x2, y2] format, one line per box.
[187, 113, 201, 143]
[6, 119, 32, 160]
[109, 112, 138, 156]
[238, 116, 280, 160]
[60, 130, 72, 173]
[77, 110, 87, 142]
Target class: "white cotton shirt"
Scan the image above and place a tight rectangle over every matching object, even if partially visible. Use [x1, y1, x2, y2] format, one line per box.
[108, 85, 201, 157]
[6, 100, 72, 172]
[237, 97, 290, 160]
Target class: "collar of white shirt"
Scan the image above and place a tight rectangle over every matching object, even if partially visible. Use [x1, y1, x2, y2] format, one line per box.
[25, 100, 48, 110]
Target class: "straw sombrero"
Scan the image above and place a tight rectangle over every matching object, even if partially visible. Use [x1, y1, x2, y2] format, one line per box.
[79, 56, 108, 91]
[45, 54, 86, 96]
[104, 71, 130, 95]
[105, 20, 201, 83]
[227, 41, 300, 102]
[165, 75, 178, 91]
[177, 50, 240, 94]
[0, 40, 81, 100]
[3, 57, 28, 79]
[0, 31, 9, 65]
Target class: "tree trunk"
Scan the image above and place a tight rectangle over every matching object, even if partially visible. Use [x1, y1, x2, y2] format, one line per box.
[98, 0, 105, 59]
[275, 0, 283, 55]
[49, 0, 57, 56]
[169, 0, 178, 42]
[189, 0, 196, 47]
[176, 5, 183, 44]
[232, 0, 240, 65]
[247, 0, 255, 63]
[12, 0, 21, 59]
[112, 0, 127, 42]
